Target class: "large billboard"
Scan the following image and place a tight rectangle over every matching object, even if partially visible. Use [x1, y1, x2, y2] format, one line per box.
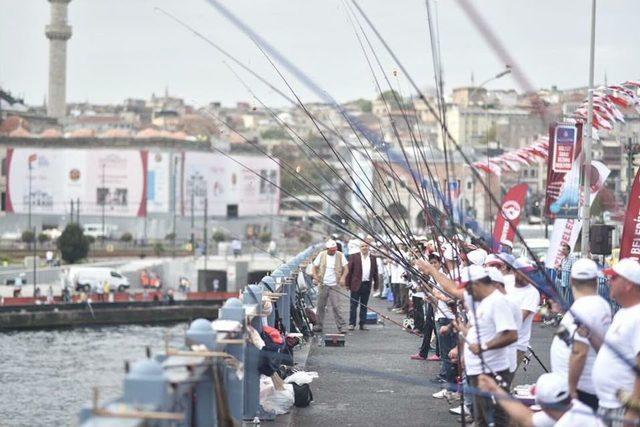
[5, 147, 279, 218]
[6, 148, 146, 217]
[182, 152, 279, 217]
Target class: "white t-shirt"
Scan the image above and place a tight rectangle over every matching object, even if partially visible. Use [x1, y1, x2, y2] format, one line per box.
[390, 262, 406, 283]
[532, 400, 604, 427]
[592, 303, 640, 409]
[463, 290, 518, 375]
[313, 252, 347, 286]
[506, 283, 540, 351]
[504, 295, 523, 372]
[361, 253, 371, 282]
[549, 295, 612, 394]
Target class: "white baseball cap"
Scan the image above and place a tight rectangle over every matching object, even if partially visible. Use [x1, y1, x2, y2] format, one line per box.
[514, 256, 535, 272]
[442, 244, 459, 261]
[484, 254, 504, 267]
[534, 373, 570, 407]
[604, 258, 640, 285]
[570, 258, 598, 280]
[325, 239, 337, 249]
[459, 265, 489, 286]
[500, 240, 513, 248]
[467, 249, 488, 266]
[497, 253, 516, 267]
[486, 266, 505, 284]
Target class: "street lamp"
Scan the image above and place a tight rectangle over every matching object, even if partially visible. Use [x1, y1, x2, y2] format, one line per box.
[468, 66, 512, 226]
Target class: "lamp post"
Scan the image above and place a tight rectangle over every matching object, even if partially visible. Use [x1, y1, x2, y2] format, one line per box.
[468, 67, 512, 226]
[101, 163, 106, 245]
[581, 0, 597, 258]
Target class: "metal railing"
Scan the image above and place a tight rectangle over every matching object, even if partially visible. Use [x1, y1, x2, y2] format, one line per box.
[78, 243, 322, 426]
[546, 265, 619, 313]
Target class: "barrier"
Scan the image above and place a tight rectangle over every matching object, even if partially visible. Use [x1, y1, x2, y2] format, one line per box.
[78, 243, 322, 426]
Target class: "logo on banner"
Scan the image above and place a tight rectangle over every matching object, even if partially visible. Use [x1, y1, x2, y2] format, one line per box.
[501, 201, 521, 221]
[69, 169, 81, 181]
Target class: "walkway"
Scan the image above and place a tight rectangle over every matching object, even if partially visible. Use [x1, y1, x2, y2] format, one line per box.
[293, 295, 553, 426]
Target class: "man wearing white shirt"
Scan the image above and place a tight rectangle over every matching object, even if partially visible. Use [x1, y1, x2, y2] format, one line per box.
[593, 258, 640, 427]
[312, 239, 349, 333]
[479, 372, 605, 427]
[549, 258, 612, 411]
[459, 265, 518, 427]
[507, 257, 541, 366]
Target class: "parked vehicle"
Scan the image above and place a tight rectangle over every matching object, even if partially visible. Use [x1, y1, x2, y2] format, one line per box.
[68, 267, 130, 293]
[82, 223, 118, 240]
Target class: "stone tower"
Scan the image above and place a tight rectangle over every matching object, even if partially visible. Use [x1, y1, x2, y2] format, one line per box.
[45, 0, 72, 119]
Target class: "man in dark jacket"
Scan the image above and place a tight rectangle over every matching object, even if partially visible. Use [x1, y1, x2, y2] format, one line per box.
[345, 238, 379, 330]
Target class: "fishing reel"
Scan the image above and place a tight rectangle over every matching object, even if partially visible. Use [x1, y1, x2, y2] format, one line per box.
[555, 324, 573, 346]
[402, 317, 415, 330]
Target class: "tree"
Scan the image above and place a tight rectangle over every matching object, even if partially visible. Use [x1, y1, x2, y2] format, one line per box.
[57, 224, 90, 264]
[258, 232, 272, 244]
[212, 230, 227, 243]
[260, 128, 289, 140]
[21, 230, 35, 243]
[353, 98, 372, 113]
[120, 232, 133, 243]
[38, 233, 51, 244]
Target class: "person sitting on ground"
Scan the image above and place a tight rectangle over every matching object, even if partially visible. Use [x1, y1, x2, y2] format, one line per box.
[478, 372, 605, 426]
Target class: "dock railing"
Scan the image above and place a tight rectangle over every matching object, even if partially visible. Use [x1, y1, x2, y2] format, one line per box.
[78, 243, 322, 426]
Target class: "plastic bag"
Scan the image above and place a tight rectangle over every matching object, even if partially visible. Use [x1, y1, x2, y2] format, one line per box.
[260, 378, 294, 415]
[284, 371, 319, 386]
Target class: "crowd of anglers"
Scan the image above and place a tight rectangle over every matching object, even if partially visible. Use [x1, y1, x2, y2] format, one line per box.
[306, 233, 640, 427]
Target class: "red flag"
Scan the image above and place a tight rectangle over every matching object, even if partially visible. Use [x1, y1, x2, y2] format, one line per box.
[492, 183, 528, 251]
[620, 168, 640, 261]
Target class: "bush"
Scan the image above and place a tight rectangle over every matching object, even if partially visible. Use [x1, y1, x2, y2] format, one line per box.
[120, 232, 133, 243]
[212, 230, 226, 243]
[298, 232, 312, 245]
[57, 224, 90, 263]
[38, 233, 51, 244]
[258, 232, 272, 244]
[21, 230, 35, 243]
[153, 243, 165, 256]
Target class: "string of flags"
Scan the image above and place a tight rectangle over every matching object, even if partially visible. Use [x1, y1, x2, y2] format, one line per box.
[473, 80, 640, 176]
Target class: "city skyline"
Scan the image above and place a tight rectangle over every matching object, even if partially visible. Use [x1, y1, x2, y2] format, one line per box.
[1, 0, 639, 107]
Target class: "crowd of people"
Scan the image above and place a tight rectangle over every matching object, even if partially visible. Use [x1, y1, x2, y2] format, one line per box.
[308, 233, 640, 426]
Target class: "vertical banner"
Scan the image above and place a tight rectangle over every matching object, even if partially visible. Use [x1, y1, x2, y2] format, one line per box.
[492, 183, 528, 251]
[620, 168, 640, 260]
[545, 161, 610, 268]
[350, 150, 373, 216]
[544, 122, 583, 219]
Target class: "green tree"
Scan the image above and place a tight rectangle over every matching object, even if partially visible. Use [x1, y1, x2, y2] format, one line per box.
[120, 232, 133, 243]
[260, 128, 289, 140]
[37, 233, 51, 244]
[353, 98, 372, 113]
[21, 230, 35, 243]
[258, 232, 272, 244]
[57, 224, 90, 264]
[212, 230, 227, 243]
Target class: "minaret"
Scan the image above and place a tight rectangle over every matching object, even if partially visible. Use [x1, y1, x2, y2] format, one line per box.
[45, 0, 72, 119]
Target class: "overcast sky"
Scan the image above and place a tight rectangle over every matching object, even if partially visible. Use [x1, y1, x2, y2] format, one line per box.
[1, 0, 639, 108]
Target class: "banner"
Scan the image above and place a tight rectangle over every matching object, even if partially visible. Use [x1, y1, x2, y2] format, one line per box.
[492, 183, 528, 251]
[544, 122, 583, 219]
[350, 150, 374, 216]
[620, 168, 640, 260]
[545, 161, 610, 268]
[6, 148, 147, 217]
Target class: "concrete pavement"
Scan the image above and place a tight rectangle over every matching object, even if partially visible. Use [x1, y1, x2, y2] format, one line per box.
[292, 295, 553, 427]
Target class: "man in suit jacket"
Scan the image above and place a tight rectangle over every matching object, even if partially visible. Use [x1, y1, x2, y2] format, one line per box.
[345, 238, 379, 330]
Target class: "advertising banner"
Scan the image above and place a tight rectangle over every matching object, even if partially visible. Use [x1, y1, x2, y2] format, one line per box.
[620, 168, 640, 260]
[182, 152, 279, 217]
[492, 183, 528, 251]
[146, 151, 171, 213]
[6, 148, 146, 217]
[544, 122, 583, 219]
[545, 161, 610, 268]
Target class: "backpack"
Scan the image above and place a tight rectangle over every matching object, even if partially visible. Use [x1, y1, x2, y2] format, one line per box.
[292, 383, 313, 407]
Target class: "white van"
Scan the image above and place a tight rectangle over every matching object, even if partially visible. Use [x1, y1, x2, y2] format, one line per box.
[68, 267, 130, 293]
[83, 223, 118, 240]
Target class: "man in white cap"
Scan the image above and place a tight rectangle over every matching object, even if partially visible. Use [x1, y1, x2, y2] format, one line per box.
[593, 258, 640, 426]
[458, 264, 518, 427]
[549, 258, 612, 412]
[312, 239, 349, 333]
[478, 372, 604, 426]
[508, 257, 541, 367]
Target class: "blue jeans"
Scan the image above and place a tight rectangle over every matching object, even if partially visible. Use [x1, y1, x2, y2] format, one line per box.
[437, 318, 457, 384]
